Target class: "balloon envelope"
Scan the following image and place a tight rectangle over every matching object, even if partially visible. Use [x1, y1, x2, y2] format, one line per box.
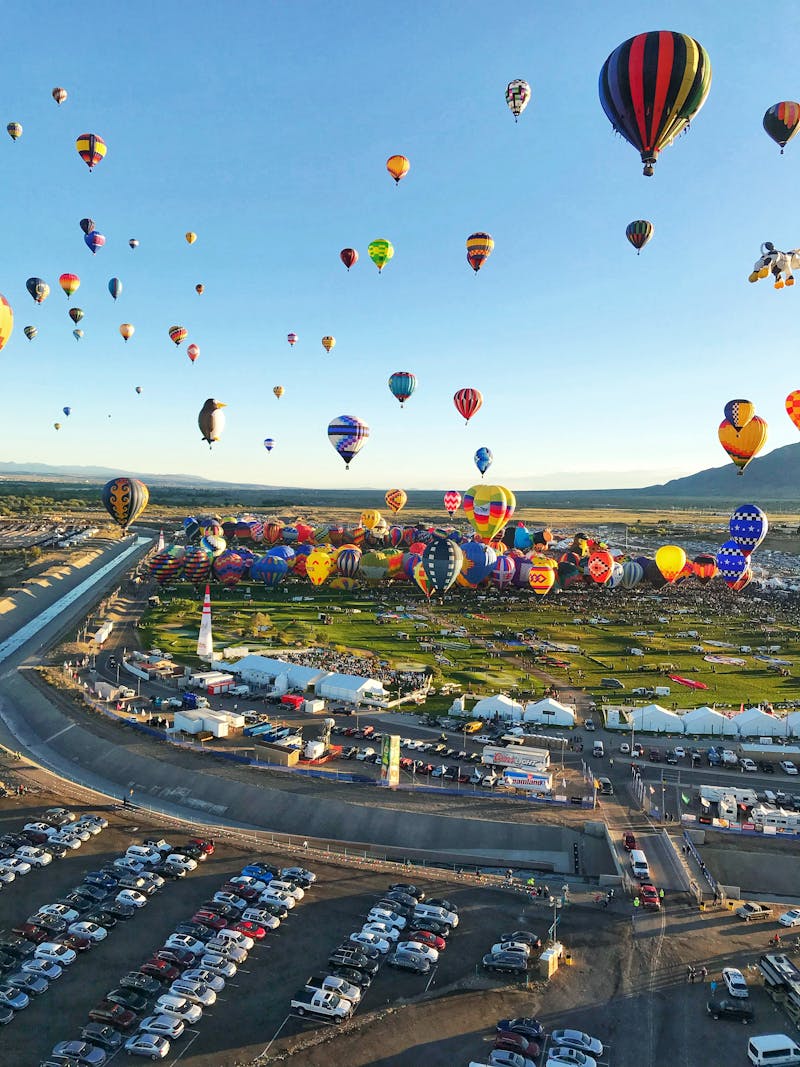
[729, 503, 768, 556]
[443, 490, 461, 516]
[462, 484, 515, 541]
[763, 101, 800, 151]
[368, 239, 394, 272]
[340, 248, 358, 270]
[101, 477, 149, 529]
[466, 232, 494, 272]
[655, 545, 687, 583]
[388, 371, 416, 406]
[626, 220, 653, 253]
[328, 415, 369, 468]
[108, 277, 122, 300]
[474, 447, 493, 476]
[76, 132, 107, 170]
[422, 538, 463, 596]
[505, 79, 531, 119]
[724, 399, 755, 432]
[454, 388, 483, 423]
[718, 416, 768, 474]
[716, 539, 748, 586]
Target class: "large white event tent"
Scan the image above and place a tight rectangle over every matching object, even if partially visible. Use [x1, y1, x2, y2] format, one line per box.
[629, 704, 684, 734]
[680, 706, 740, 738]
[787, 712, 800, 737]
[470, 694, 523, 721]
[731, 706, 790, 738]
[523, 697, 576, 727]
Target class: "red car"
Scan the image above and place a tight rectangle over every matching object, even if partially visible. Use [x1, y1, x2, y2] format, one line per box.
[641, 883, 660, 909]
[60, 933, 91, 952]
[188, 838, 215, 855]
[11, 923, 50, 944]
[494, 1033, 537, 1056]
[408, 930, 446, 952]
[155, 947, 195, 970]
[192, 911, 227, 931]
[139, 959, 180, 983]
[221, 882, 258, 902]
[233, 920, 266, 940]
[88, 1003, 137, 1031]
[623, 832, 636, 851]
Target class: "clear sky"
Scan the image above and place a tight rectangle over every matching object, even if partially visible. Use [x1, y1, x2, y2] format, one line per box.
[3, 1, 800, 491]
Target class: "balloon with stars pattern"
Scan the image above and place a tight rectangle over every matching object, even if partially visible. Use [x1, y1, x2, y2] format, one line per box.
[729, 504, 768, 557]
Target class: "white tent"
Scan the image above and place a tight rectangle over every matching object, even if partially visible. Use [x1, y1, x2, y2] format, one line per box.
[629, 704, 684, 734]
[314, 673, 388, 704]
[787, 712, 800, 738]
[523, 697, 575, 728]
[732, 706, 789, 738]
[681, 706, 740, 738]
[471, 694, 523, 722]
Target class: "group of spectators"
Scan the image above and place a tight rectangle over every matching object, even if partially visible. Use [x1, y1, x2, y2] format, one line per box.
[281, 647, 429, 693]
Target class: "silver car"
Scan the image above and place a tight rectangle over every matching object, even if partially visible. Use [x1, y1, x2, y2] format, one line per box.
[168, 979, 217, 1007]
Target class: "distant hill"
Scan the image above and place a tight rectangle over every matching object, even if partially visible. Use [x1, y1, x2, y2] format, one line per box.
[0, 444, 798, 509]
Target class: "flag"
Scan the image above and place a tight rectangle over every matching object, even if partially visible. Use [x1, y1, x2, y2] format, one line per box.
[681, 793, 690, 805]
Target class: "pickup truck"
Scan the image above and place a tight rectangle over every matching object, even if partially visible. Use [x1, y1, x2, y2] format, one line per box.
[305, 975, 361, 1004]
[291, 988, 352, 1022]
[735, 901, 772, 922]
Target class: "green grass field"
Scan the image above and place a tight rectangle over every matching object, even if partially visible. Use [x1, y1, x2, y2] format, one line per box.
[141, 579, 800, 714]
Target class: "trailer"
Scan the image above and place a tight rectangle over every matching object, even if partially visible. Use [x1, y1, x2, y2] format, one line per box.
[482, 744, 551, 772]
[699, 785, 758, 806]
[243, 721, 273, 737]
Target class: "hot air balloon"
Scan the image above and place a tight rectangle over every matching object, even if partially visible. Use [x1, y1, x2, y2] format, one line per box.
[187, 344, 200, 363]
[385, 489, 407, 514]
[53, 422, 61, 431]
[263, 438, 274, 452]
[337, 546, 361, 578]
[306, 549, 334, 587]
[135, 385, 142, 395]
[729, 503, 768, 556]
[52, 87, 67, 105]
[763, 102, 800, 153]
[73, 329, 83, 341]
[186, 232, 197, 244]
[621, 559, 644, 589]
[360, 509, 382, 531]
[79, 218, 94, 234]
[474, 447, 493, 477]
[528, 562, 556, 595]
[68, 307, 83, 324]
[101, 476, 149, 529]
[388, 371, 416, 407]
[287, 332, 297, 346]
[327, 415, 369, 469]
[443, 490, 461, 517]
[3, 295, 20, 346]
[692, 553, 717, 585]
[198, 399, 226, 447]
[119, 323, 134, 342]
[454, 387, 483, 424]
[716, 539, 748, 587]
[386, 155, 410, 184]
[169, 325, 187, 346]
[599, 31, 712, 176]
[421, 537, 462, 598]
[6, 123, 22, 141]
[466, 232, 494, 273]
[724, 399, 755, 432]
[340, 248, 358, 270]
[368, 239, 394, 273]
[23, 326, 37, 341]
[26, 278, 49, 304]
[108, 277, 122, 300]
[84, 231, 105, 253]
[655, 545, 687, 583]
[62, 406, 71, 417]
[491, 555, 517, 590]
[321, 335, 335, 353]
[626, 220, 654, 254]
[463, 484, 516, 541]
[58, 273, 80, 299]
[195, 283, 204, 294]
[129, 238, 139, 249]
[505, 79, 531, 121]
[588, 549, 614, 584]
[75, 133, 107, 170]
[718, 416, 768, 475]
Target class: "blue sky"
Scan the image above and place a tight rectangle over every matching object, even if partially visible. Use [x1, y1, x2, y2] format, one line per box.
[4, 1, 800, 490]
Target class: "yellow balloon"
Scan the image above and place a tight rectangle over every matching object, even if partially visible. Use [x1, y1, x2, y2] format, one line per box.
[306, 549, 333, 587]
[185, 231, 197, 244]
[655, 545, 687, 583]
[360, 509, 382, 531]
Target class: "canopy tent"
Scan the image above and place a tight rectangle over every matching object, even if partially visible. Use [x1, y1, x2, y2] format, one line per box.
[314, 673, 388, 704]
[681, 706, 740, 738]
[787, 711, 800, 738]
[470, 694, 523, 721]
[523, 697, 576, 727]
[731, 706, 789, 738]
[629, 704, 684, 734]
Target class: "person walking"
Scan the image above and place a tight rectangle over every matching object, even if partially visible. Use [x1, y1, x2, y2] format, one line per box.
[710, 979, 717, 996]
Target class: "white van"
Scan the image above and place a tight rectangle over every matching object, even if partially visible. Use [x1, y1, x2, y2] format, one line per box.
[748, 1034, 800, 1065]
[593, 741, 605, 758]
[230, 685, 250, 697]
[630, 849, 650, 880]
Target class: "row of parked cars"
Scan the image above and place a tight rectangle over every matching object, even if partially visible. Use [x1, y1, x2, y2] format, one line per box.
[470, 1021, 607, 1067]
[480, 929, 542, 977]
[0, 807, 107, 884]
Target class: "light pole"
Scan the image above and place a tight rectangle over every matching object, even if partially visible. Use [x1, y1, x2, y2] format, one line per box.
[548, 895, 562, 944]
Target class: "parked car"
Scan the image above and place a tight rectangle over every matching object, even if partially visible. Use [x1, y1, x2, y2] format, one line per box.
[407, 917, 451, 938]
[482, 952, 528, 974]
[165, 853, 198, 873]
[105, 987, 148, 1013]
[779, 909, 800, 927]
[49, 1040, 107, 1066]
[735, 901, 772, 922]
[281, 866, 315, 886]
[707, 997, 755, 1022]
[169, 978, 217, 1006]
[11, 923, 51, 944]
[60, 933, 92, 953]
[722, 966, 749, 998]
[123, 1033, 170, 1059]
[38, 904, 79, 923]
[198, 954, 237, 979]
[68, 922, 107, 942]
[349, 931, 391, 954]
[153, 994, 202, 1024]
[34, 943, 76, 967]
[182, 968, 225, 993]
[151, 861, 186, 881]
[387, 947, 431, 973]
[137, 1015, 185, 1040]
[549, 1030, 604, 1056]
[780, 761, 799, 775]
[362, 922, 400, 943]
[489, 1051, 538, 1067]
[79, 1024, 123, 1052]
[155, 948, 196, 971]
[497, 1018, 545, 1041]
[7, 971, 48, 996]
[115, 889, 147, 909]
[139, 959, 180, 984]
[0, 983, 28, 1010]
[397, 940, 438, 962]
[87, 1003, 137, 1030]
[21, 957, 62, 981]
[547, 1048, 597, 1067]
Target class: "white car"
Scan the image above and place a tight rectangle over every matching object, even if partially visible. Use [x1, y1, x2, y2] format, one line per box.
[241, 908, 280, 929]
[780, 761, 799, 775]
[81, 814, 109, 829]
[1, 858, 31, 875]
[259, 890, 295, 909]
[550, 1030, 604, 1057]
[281, 866, 316, 884]
[367, 908, 406, 929]
[673, 746, 686, 759]
[204, 939, 248, 963]
[138, 1014, 185, 1040]
[0, 869, 15, 885]
[64, 825, 92, 842]
[75, 818, 103, 836]
[154, 994, 203, 1024]
[47, 832, 82, 850]
[116, 889, 147, 909]
[164, 934, 205, 957]
[213, 891, 248, 910]
[199, 954, 237, 978]
[215, 929, 254, 951]
[165, 853, 198, 872]
[38, 904, 79, 923]
[21, 958, 62, 981]
[114, 856, 147, 873]
[24, 822, 54, 835]
[169, 979, 217, 1006]
[740, 758, 758, 773]
[124, 1033, 170, 1059]
[349, 931, 391, 954]
[315, 975, 361, 1003]
[356, 747, 376, 761]
[491, 941, 530, 957]
[397, 940, 439, 962]
[619, 742, 630, 754]
[362, 922, 400, 942]
[722, 966, 749, 998]
[779, 908, 800, 927]
[229, 875, 269, 892]
[68, 921, 107, 942]
[182, 968, 225, 993]
[34, 943, 76, 966]
[546, 1050, 597, 1067]
[269, 879, 304, 900]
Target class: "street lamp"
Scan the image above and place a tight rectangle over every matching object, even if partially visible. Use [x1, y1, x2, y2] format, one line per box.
[548, 895, 562, 944]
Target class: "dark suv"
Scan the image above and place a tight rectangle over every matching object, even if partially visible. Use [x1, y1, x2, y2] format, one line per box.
[707, 997, 755, 1023]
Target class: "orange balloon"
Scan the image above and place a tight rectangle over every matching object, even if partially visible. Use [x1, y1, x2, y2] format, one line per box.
[718, 416, 768, 474]
[786, 390, 800, 431]
[386, 155, 410, 184]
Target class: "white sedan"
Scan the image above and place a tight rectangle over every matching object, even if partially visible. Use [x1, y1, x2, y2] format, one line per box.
[138, 1014, 186, 1039]
[779, 909, 800, 928]
[21, 959, 62, 981]
[47, 832, 82, 850]
[38, 904, 79, 923]
[182, 968, 225, 993]
[722, 966, 750, 998]
[68, 921, 108, 942]
[116, 889, 147, 909]
[165, 934, 206, 957]
[75, 818, 103, 836]
[0, 869, 15, 885]
[547, 1048, 597, 1067]
[397, 940, 439, 962]
[124, 1033, 170, 1060]
[165, 853, 198, 872]
[349, 931, 391, 954]
[268, 880, 304, 900]
[0, 858, 31, 876]
[259, 890, 295, 909]
[550, 1030, 604, 1056]
[169, 979, 217, 1006]
[241, 909, 280, 930]
[280, 866, 316, 884]
[362, 922, 400, 942]
[780, 761, 799, 775]
[367, 908, 406, 929]
[199, 954, 237, 978]
[229, 875, 269, 892]
[154, 994, 203, 1024]
[34, 943, 77, 967]
[491, 941, 530, 957]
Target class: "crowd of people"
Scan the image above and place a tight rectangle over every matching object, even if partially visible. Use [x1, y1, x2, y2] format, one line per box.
[281, 647, 429, 693]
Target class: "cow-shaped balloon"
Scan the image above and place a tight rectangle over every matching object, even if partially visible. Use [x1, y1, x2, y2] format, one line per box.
[749, 241, 800, 289]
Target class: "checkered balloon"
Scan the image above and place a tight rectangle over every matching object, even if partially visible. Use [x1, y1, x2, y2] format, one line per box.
[729, 503, 768, 557]
[716, 539, 748, 586]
